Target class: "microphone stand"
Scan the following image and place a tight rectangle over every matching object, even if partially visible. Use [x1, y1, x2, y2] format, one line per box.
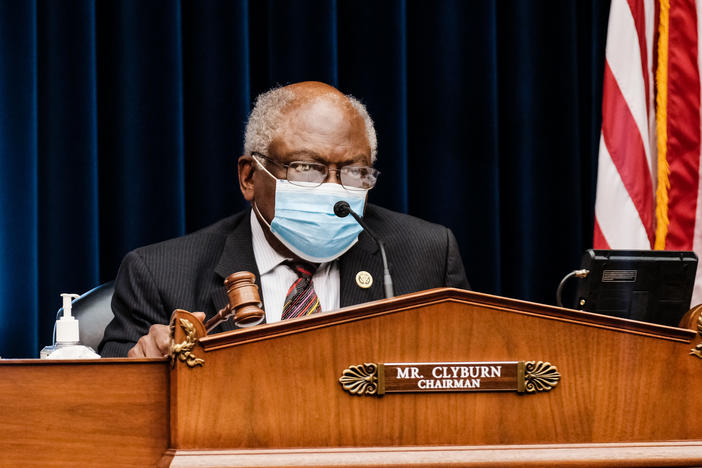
[334, 201, 394, 298]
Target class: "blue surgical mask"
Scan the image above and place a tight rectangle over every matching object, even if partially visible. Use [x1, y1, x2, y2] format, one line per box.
[253, 158, 368, 263]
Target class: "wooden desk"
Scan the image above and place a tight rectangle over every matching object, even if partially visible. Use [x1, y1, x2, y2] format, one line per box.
[0, 359, 168, 467]
[3, 288, 702, 467]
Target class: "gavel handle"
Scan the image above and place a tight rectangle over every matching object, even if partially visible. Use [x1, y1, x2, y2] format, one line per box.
[205, 305, 232, 334]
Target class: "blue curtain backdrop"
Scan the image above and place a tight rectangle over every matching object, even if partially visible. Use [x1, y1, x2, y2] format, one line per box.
[0, 0, 610, 358]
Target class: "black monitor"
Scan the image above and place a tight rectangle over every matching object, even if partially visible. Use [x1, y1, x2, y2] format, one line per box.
[574, 249, 698, 327]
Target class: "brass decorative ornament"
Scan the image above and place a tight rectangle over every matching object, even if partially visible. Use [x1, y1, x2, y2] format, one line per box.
[690, 312, 702, 359]
[520, 361, 560, 393]
[170, 318, 205, 368]
[338, 363, 379, 395]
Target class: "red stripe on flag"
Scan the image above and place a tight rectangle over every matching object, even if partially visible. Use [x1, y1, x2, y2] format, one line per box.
[664, 0, 701, 250]
[593, 217, 611, 249]
[601, 61, 655, 245]
[627, 0, 651, 116]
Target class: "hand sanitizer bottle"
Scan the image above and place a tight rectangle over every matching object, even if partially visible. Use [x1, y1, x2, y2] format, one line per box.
[40, 293, 101, 359]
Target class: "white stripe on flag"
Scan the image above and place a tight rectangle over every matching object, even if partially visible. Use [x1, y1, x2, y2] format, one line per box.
[595, 135, 651, 249]
[605, 0, 653, 179]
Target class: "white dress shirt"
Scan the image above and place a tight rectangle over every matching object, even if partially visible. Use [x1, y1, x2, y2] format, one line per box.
[250, 211, 340, 323]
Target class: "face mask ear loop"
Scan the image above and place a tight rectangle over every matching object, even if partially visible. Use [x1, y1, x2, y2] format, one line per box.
[252, 155, 279, 181]
[251, 155, 277, 230]
[252, 202, 272, 230]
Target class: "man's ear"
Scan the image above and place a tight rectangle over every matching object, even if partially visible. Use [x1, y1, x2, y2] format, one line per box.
[238, 155, 255, 202]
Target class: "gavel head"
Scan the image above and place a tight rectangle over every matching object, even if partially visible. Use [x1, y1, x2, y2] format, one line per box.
[223, 271, 265, 327]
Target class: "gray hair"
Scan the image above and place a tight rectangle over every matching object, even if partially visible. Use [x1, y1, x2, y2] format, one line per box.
[243, 86, 378, 163]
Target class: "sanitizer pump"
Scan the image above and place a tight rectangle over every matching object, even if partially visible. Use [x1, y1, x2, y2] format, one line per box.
[40, 293, 101, 359]
[56, 293, 80, 345]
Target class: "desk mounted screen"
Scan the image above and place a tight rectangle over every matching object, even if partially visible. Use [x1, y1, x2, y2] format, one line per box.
[574, 249, 698, 327]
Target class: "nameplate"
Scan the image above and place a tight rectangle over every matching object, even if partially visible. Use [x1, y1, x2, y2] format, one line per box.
[339, 361, 559, 396]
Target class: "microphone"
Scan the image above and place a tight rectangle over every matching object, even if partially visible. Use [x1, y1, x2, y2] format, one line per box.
[334, 201, 394, 298]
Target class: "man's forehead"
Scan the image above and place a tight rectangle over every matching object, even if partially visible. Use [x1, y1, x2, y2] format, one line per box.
[263, 87, 371, 163]
[269, 110, 370, 163]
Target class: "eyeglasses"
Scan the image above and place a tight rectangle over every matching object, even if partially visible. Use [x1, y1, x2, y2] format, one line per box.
[252, 152, 379, 191]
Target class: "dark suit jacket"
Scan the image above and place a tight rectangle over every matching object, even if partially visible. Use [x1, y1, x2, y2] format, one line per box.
[99, 204, 470, 356]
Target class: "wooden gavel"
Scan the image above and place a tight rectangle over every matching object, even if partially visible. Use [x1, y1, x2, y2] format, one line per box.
[204, 271, 264, 332]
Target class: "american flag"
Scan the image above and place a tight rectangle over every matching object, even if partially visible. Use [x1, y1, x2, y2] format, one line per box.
[595, 0, 702, 305]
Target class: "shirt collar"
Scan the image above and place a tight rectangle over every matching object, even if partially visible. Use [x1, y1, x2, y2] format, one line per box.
[250, 210, 289, 276]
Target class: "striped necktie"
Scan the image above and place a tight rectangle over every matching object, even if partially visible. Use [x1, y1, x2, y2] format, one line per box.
[282, 261, 321, 319]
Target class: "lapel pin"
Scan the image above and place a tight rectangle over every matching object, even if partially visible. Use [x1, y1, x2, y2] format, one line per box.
[355, 271, 373, 289]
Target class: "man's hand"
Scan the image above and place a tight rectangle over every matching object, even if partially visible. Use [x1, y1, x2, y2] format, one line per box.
[127, 312, 206, 358]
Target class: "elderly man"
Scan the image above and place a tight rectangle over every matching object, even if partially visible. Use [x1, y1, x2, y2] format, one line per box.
[99, 81, 469, 358]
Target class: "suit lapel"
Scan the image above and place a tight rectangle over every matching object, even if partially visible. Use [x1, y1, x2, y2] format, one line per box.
[212, 210, 263, 332]
[339, 231, 385, 307]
